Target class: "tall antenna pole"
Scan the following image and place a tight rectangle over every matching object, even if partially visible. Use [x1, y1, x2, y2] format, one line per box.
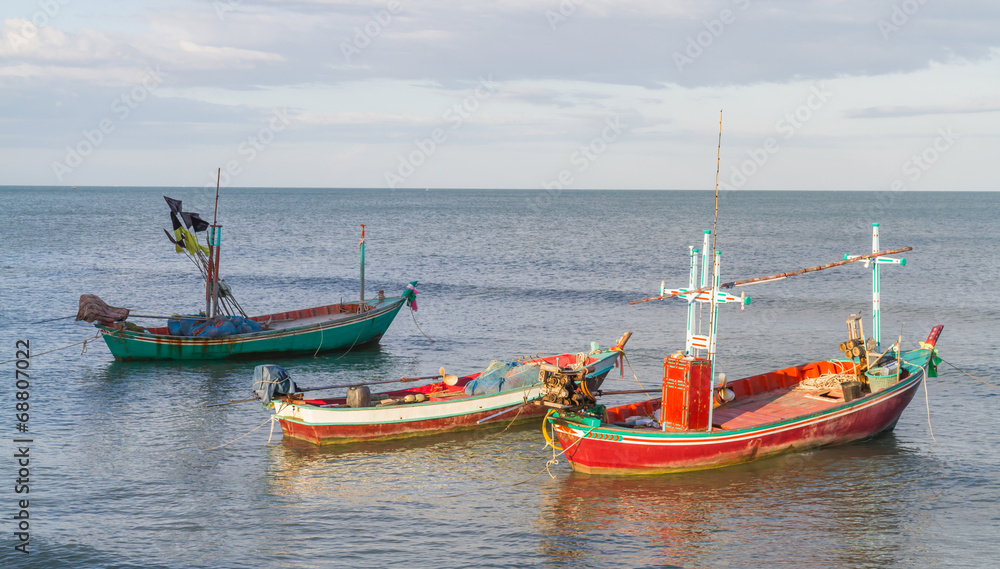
[707, 110, 723, 424]
[712, 109, 722, 254]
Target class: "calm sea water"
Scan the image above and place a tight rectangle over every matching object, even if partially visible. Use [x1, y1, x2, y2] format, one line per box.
[1, 188, 998, 568]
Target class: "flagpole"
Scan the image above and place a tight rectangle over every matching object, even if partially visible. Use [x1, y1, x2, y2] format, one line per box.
[206, 169, 220, 317]
[359, 224, 366, 306]
[210, 168, 221, 318]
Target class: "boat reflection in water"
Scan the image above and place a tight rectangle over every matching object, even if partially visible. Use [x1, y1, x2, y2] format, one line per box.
[535, 438, 942, 568]
[260, 421, 545, 505]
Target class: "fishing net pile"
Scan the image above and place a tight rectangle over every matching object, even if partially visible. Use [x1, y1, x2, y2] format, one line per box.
[794, 373, 856, 390]
[76, 294, 130, 325]
[167, 314, 263, 337]
[463, 361, 543, 396]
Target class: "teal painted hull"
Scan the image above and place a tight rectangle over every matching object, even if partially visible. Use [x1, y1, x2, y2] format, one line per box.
[97, 298, 407, 361]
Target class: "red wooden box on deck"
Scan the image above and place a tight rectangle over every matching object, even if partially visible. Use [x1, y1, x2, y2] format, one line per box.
[661, 357, 712, 431]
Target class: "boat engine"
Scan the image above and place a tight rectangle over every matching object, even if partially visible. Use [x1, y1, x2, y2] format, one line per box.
[539, 364, 596, 408]
[838, 313, 876, 383]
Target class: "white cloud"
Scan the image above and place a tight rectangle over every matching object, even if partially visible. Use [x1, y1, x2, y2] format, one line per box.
[176, 40, 285, 67]
[0, 1, 997, 188]
[0, 18, 120, 62]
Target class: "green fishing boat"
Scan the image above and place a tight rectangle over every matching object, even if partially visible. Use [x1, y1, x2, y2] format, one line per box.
[77, 191, 417, 361]
[89, 292, 413, 361]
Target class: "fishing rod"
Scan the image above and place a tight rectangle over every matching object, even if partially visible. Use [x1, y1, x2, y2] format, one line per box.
[629, 246, 913, 305]
[595, 388, 660, 396]
[32, 313, 215, 325]
[298, 370, 459, 394]
[205, 369, 460, 407]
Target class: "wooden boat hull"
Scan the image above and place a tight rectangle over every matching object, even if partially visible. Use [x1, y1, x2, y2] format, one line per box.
[97, 297, 406, 361]
[548, 330, 940, 475]
[274, 351, 622, 445]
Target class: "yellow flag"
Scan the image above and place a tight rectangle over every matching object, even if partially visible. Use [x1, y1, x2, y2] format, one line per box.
[180, 227, 210, 256]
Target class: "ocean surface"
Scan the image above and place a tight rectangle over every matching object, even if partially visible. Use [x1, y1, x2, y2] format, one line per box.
[1, 188, 998, 568]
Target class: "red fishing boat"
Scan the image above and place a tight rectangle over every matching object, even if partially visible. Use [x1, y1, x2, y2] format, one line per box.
[543, 225, 943, 475]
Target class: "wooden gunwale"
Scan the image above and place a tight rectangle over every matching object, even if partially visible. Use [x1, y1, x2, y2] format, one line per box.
[99, 298, 404, 345]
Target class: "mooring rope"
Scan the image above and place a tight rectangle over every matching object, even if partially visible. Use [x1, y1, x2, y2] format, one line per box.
[332, 323, 367, 360]
[517, 418, 598, 484]
[202, 414, 276, 451]
[940, 357, 998, 391]
[410, 309, 435, 342]
[923, 359, 936, 443]
[313, 324, 325, 357]
[437, 417, 596, 499]
[0, 332, 103, 365]
[621, 351, 646, 391]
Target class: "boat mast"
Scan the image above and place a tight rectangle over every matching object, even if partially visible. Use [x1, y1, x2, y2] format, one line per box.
[660, 234, 748, 431]
[845, 223, 905, 350]
[683, 244, 698, 354]
[699, 230, 711, 343]
[209, 168, 222, 318]
[205, 169, 219, 317]
[359, 224, 366, 306]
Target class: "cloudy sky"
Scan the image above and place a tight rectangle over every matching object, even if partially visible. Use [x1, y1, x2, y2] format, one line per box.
[1, 0, 997, 189]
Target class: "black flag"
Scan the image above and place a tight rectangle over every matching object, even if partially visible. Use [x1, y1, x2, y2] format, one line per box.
[164, 196, 183, 214]
[163, 228, 183, 249]
[181, 211, 210, 233]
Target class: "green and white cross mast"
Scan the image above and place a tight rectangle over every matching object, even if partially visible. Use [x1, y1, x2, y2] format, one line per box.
[845, 223, 906, 351]
[660, 229, 750, 431]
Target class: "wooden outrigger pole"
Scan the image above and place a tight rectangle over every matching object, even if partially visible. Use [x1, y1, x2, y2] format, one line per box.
[630, 246, 913, 305]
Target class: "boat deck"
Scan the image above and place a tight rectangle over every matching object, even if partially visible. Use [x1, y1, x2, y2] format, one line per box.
[709, 386, 842, 430]
[265, 306, 370, 330]
[606, 384, 845, 432]
[604, 356, 912, 433]
[142, 300, 392, 335]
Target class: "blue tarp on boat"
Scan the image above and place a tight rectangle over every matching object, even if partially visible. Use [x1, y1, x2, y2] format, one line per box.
[464, 361, 541, 395]
[252, 364, 298, 406]
[167, 314, 262, 337]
